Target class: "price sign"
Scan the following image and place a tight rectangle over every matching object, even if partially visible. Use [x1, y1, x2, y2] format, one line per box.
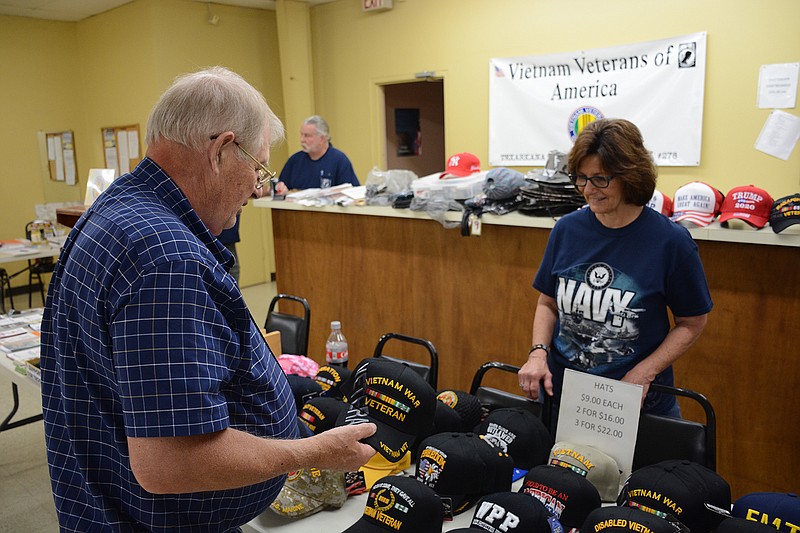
[555, 369, 642, 480]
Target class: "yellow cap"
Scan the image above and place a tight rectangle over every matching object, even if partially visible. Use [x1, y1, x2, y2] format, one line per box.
[358, 451, 411, 490]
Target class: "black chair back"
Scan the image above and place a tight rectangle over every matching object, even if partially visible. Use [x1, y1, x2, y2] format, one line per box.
[632, 383, 717, 471]
[373, 332, 438, 390]
[264, 294, 310, 356]
[469, 361, 551, 429]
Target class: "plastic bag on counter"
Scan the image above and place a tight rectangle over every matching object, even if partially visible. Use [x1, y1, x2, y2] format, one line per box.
[365, 167, 418, 206]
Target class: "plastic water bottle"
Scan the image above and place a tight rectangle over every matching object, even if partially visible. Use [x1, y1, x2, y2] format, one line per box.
[325, 321, 348, 367]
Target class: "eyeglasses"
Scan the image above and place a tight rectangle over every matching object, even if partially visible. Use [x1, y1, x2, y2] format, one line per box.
[210, 135, 276, 190]
[568, 173, 614, 189]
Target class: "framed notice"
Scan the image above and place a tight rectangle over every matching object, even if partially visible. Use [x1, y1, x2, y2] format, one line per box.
[102, 125, 141, 177]
[42, 130, 78, 185]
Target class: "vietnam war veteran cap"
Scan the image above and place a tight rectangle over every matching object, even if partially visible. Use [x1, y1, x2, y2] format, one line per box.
[336, 358, 436, 463]
[549, 441, 621, 503]
[732, 492, 800, 533]
[582, 505, 678, 533]
[519, 464, 601, 530]
[298, 396, 349, 435]
[473, 407, 553, 470]
[415, 432, 514, 516]
[449, 491, 561, 533]
[617, 459, 731, 533]
[269, 467, 346, 518]
[343, 475, 444, 533]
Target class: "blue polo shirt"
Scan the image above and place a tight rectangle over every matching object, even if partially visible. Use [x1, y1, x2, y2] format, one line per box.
[40, 157, 298, 532]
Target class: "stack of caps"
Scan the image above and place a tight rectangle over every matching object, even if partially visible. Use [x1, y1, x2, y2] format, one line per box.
[732, 492, 800, 533]
[285, 374, 322, 414]
[769, 193, 800, 234]
[415, 432, 514, 516]
[473, 407, 553, 474]
[617, 459, 731, 533]
[269, 467, 347, 518]
[549, 441, 621, 503]
[719, 185, 774, 229]
[412, 390, 483, 457]
[343, 475, 444, 533]
[671, 181, 725, 228]
[298, 396, 349, 435]
[450, 492, 561, 533]
[519, 150, 586, 217]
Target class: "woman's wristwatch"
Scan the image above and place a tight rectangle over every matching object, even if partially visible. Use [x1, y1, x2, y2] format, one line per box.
[528, 344, 550, 357]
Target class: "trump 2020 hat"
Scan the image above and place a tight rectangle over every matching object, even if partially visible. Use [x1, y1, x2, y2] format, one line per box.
[732, 492, 800, 533]
[719, 185, 774, 229]
[314, 364, 353, 399]
[337, 358, 436, 463]
[440, 152, 481, 179]
[473, 407, 553, 470]
[582, 505, 678, 533]
[617, 459, 731, 533]
[343, 475, 444, 533]
[549, 441, 621, 503]
[415, 432, 514, 516]
[298, 396, 349, 435]
[519, 464, 601, 530]
[769, 193, 800, 234]
[450, 491, 561, 533]
[647, 190, 674, 217]
[671, 182, 725, 228]
[269, 467, 346, 518]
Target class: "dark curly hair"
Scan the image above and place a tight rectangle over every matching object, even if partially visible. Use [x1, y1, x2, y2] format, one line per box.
[567, 118, 657, 206]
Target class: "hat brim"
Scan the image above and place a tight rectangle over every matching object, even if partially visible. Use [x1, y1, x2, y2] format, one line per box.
[359, 452, 410, 490]
[270, 489, 326, 518]
[338, 405, 417, 463]
[719, 212, 768, 228]
[770, 216, 800, 233]
[672, 211, 716, 227]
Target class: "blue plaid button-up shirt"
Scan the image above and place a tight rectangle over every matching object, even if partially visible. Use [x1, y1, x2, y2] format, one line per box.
[40, 158, 298, 532]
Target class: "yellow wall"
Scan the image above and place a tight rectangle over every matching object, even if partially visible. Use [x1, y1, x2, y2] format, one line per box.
[310, 0, 800, 198]
[0, 0, 287, 288]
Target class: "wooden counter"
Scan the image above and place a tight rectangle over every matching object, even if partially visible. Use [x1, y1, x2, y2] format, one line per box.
[254, 198, 800, 498]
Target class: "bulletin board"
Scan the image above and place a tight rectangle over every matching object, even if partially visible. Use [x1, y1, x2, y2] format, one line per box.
[102, 125, 141, 177]
[44, 130, 78, 185]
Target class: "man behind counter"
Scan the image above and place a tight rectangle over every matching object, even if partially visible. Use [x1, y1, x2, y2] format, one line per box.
[274, 115, 359, 195]
[39, 66, 375, 532]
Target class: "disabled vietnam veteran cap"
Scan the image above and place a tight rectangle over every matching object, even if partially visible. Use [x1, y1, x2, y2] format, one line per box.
[647, 190, 674, 217]
[269, 467, 346, 518]
[732, 492, 800, 533]
[450, 491, 561, 533]
[416, 432, 514, 516]
[617, 459, 731, 533]
[343, 475, 444, 533]
[519, 464, 601, 530]
[671, 181, 725, 228]
[769, 193, 800, 234]
[298, 396, 349, 435]
[719, 185, 774, 229]
[473, 407, 553, 470]
[314, 365, 353, 399]
[336, 358, 436, 463]
[582, 505, 678, 533]
[440, 152, 481, 179]
[549, 441, 621, 503]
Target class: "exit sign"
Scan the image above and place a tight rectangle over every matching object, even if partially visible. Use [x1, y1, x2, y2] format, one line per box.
[363, 0, 393, 12]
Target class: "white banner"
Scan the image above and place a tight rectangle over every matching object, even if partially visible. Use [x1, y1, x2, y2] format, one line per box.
[489, 32, 706, 167]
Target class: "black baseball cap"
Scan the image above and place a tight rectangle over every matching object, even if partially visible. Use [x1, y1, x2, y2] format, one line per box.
[450, 491, 559, 533]
[337, 358, 437, 463]
[474, 407, 553, 470]
[582, 505, 679, 533]
[298, 396, 349, 435]
[415, 432, 514, 516]
[618, 460, 731, 533]
[436, 390, 484, 431]
[314, 364, 353, 399]
[343, 475, 444, 533]
[519, 464, 601, 529]
[716, 517, 785, 533]
[769, 193, 800, 234]
[285, 374, 322, 414]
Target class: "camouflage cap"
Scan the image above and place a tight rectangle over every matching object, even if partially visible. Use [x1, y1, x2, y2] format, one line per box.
[270, 467, 347, 518]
